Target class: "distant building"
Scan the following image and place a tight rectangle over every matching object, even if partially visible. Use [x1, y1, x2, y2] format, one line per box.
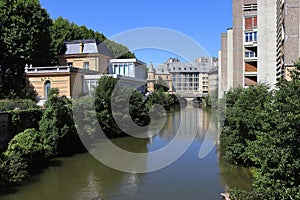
[147, 57, 218, 98]
[26, 39, 146, 104]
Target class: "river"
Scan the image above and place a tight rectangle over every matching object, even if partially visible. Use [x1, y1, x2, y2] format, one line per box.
[0, 106, 252, 200]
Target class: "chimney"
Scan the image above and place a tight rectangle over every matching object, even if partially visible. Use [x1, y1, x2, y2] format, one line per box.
[79, 42, 84, 53]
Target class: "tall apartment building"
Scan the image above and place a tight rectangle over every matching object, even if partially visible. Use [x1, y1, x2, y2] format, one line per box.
[219, 0, 300, 98]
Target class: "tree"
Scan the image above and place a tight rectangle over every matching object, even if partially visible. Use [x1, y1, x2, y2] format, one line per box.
[50, 17, 107, 63]
[247, 61, 300, 199]
[0, 0, 52, 99]
[94, 77, 149, 137]
[39, 88, 78, 155]
[220, 83, 273, 165]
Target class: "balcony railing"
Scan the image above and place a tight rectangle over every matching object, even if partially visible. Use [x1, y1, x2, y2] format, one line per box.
[25, 65, 71, 73]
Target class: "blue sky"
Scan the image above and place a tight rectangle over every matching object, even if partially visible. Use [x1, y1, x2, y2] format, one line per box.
[40, 0, 232, 65]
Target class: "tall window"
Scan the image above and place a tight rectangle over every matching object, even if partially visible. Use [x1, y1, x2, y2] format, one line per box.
[44, 81, 51, 100]
[245, 32, 257, 43]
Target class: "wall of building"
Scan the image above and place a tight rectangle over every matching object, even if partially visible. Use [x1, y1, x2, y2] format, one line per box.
[27, 74, 71, 99]
[258, 0, 277, 87]
[58, 54, 110, 73]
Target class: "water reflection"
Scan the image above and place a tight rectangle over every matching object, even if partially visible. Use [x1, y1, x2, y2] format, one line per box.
[1, 107, 252, 200]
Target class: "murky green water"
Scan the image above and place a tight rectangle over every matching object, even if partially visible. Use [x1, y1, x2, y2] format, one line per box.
[0, 106, 252, 200]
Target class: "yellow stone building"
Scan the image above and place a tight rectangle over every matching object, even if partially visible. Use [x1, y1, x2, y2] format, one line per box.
[26, 39, 111, 104]
[26, 39, 147, 105]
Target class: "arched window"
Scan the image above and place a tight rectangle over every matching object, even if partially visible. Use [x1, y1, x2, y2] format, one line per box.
[44, 81, 51, 99]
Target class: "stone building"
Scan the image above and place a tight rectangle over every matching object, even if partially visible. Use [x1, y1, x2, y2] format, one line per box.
[26, 39, 146, 104]
[147, 57, 218, 98]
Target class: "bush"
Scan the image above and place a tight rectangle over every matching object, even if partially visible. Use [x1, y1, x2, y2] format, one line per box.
[1, 128, 52, 183]
[0, 99, 38, 112]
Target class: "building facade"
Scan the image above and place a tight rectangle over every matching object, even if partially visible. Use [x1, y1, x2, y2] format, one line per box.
[26, 40, 147, 104]
[147, 57, 218, 97]
[219, 0, 300, 98]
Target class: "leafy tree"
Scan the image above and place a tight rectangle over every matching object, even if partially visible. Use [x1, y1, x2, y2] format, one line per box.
[247, 61, 300, 199]
[50, 17, 134, 62]
[50, 17, 107, 63]
[39, 88, 78, 155]
[0, 0, 52, 98]
[94, 77, 149, 137]
[104, 39, 135, 59]
[220, 83, 273, 165]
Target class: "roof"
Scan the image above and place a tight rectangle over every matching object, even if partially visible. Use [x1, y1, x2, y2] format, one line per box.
[154, 62, 211, 74]
[61, 39, 111, 57]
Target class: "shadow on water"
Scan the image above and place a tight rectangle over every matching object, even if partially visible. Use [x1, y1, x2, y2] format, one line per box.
[0, 159, 63, 197]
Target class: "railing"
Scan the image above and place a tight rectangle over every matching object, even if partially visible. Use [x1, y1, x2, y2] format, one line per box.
[25, 65, 71, 73]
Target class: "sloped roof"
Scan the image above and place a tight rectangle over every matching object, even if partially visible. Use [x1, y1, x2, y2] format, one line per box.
[61, 39, 111, 57]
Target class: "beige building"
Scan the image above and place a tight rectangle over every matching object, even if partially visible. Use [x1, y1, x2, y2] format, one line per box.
[26, 39, 147, 104]
[219, 0, 300, 98]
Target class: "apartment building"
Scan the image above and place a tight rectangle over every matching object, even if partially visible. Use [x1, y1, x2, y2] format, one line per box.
[219, 0, 300, 98]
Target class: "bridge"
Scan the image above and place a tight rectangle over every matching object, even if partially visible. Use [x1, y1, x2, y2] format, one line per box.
[171, 92, 206, 102]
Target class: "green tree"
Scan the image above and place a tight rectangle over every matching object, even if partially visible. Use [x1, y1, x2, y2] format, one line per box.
[50, 17, 107, 63]
[247, 61, 300, 199]
[0, 0, 52, 98]
[220, 83, 273, 165]
[39, 88, 78, 155]
[94, 77, 149, 137]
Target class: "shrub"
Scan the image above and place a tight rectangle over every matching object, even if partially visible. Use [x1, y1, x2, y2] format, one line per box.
[1, 128, 52, 183]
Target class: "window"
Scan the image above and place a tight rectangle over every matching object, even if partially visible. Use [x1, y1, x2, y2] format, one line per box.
[83, 62, 89, 70]
[245, 51, 257, 58]
[245, 16, 257, 30]
[44, 81, 51, 100]
[114, 64, 119, 74]
[245, 32, 257, 43]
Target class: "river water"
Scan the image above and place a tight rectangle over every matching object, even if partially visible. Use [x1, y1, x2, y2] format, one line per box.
[0, 106, 252, 200]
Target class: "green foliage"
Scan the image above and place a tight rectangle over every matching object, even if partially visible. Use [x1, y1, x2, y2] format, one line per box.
[94, 77, 149, 137]
[50, 17, 134, 62]
[221, 60, 300, 198]
[146, 89, 174, 111]
[39, 88, 77, 155]
[0, 99, 38, 112]
[50, 17, 107, 63]
[72, 96, 99, 136]
[0, 0, 52, 99]
[1, 128, 52, 183]
[220, 84, 272, 165]
[104, 40, 135, 59]
[8, 108, 43, 137]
